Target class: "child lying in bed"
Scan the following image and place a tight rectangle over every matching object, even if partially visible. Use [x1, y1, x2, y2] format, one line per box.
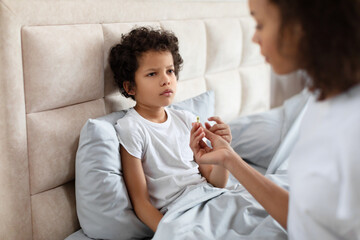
[109, 26, 231, 232]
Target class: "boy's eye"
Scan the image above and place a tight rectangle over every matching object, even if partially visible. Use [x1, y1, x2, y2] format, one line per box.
[167, 69, 175, 74]
[147, 72, 156, 77]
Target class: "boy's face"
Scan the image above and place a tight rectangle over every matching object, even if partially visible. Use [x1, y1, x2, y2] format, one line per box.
[129, 50, 177, 109]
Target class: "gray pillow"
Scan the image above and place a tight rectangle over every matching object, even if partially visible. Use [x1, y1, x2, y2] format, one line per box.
[168, 90, 214, 124]
[75, 91, 215, 240]
[229, 89, 310, 170]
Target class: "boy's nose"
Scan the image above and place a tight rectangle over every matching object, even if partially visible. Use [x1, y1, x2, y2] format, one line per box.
[160, 74, 171, 86]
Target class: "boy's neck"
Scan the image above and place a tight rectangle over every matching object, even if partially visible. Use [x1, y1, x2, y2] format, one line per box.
[134, 104, 167, 123]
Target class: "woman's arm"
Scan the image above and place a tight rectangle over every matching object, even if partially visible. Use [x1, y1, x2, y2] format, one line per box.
[120, 145, 163, 232]
[190, 118, 230, 188]
[227, 153, 289, 228]
[204, 116, 232, 143]
[190, 125, 289, 229]
[197, 161, 229, 188]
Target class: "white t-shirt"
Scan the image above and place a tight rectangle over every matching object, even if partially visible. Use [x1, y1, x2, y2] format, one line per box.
[288, 84, 360, 239]
[115, 107, 206, 209]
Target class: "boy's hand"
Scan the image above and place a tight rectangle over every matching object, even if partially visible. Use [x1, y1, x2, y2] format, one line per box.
[205, 116, 232, 144]
[190, 122, 234, 168]
[190, 122, 209, 160]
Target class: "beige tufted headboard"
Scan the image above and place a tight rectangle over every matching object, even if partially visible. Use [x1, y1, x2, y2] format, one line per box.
[0, 0, 302, 239]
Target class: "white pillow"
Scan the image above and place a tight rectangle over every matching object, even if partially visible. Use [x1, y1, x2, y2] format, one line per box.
[75, 91, 215, 240]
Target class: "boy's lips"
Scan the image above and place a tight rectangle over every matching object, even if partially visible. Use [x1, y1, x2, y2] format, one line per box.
[160, 89, 173, 96]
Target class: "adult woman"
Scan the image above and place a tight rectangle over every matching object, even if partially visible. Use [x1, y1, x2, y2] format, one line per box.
[190, 0, 360, 239]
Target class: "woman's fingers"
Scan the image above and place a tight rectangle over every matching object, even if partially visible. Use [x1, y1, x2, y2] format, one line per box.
[205, 117, 226, 133]
[199, 139, 212, 152]
[202, 126, 220, 142]
[205, 122, 212, 130]
[207, 116, 224, 124]
[204, 118, 232, 143]
[206, 123, 226, 132]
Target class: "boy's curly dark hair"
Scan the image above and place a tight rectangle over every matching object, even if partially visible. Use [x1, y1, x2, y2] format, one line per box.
[109, 27, 183, 100]
[270, 0, 360, 100]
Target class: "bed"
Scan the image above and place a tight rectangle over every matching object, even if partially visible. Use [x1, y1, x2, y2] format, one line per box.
[0, 0, 303, 239]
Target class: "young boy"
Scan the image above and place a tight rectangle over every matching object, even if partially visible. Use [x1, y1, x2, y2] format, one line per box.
[109, 27, 231, 232]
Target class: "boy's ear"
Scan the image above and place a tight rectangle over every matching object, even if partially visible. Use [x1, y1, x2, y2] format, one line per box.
[123, 81, 135, 95]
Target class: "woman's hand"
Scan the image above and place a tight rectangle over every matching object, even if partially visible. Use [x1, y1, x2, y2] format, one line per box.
[190, 122, 235, 168]
[205, 116, 232, 144]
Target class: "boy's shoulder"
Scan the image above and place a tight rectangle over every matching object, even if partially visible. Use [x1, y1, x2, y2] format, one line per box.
[116, 108, 134, 120]
[115, 108, 140, 128]
[166, 107, 197, 126]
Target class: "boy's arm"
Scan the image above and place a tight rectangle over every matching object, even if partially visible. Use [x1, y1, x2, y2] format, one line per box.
[120, 145, 163, 232]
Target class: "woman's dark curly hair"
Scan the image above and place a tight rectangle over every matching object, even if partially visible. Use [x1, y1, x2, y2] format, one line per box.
[270, 0, 360, 100]
[109, 26, 183, 100]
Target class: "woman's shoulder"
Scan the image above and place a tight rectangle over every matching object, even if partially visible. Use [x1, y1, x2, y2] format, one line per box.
[330, 84, 360, 147]
[333, 84, 360, 121]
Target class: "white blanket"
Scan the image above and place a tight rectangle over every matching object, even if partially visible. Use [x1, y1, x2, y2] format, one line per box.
[153, 181, 287, 240]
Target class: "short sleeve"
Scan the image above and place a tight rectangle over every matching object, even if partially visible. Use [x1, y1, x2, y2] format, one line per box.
[114, 117, 144, 160]
[175, 109, 197, 130]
